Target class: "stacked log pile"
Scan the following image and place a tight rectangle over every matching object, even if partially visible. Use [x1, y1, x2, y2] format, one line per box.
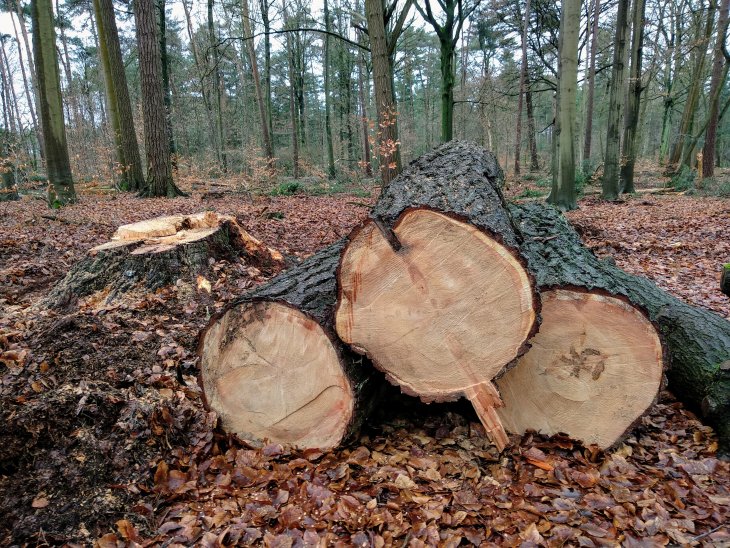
[196, 142, 729, 453]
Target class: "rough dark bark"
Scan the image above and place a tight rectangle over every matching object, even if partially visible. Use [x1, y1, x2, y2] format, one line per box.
[721, 265, 730, 297]
[371, 141, 522, 250]
[198, 242, 387, 448]
[0, 159, 20, 201]
[511, 203, 730, 454]
[45, 214, 282, 308]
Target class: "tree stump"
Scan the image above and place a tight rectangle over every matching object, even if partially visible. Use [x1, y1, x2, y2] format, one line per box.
[335, 143, 539, 450]
[0, 159, 20, 202]
[45, 211, 283, 307]
[198, 242, 384, 450]
[721, 264, 730, 297]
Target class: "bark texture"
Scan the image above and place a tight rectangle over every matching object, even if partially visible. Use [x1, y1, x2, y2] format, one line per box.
[134, 0, 182, 197]
[511, 203, 730, 453]
[199, 242, 387, 448]
[93, 0, 144, 191]
[31, 0, 75, 205]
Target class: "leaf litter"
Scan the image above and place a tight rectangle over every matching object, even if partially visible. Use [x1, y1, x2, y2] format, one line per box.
[0, 191, 728, 545]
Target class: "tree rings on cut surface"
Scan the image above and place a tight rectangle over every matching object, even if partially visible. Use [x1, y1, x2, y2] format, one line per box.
[496, 289, 664, 448]
[336, 208, 536, 448]
[199, 301, 355, 450]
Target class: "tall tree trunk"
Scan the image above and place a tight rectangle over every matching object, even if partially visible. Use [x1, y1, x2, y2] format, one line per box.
[55, 0, 82, 131]
[259, 0, 274, 151]
[525, 74, 539, 171]
[283, 2, 299, 178]
[208, 0, 227, 172]
[619, 0, 647, 193]
[0, 41, 20, 135]
[13, 4, 44, 160]
[669, 1, 716, 169]
[158, 0, 177, 170]
[134, 0, 183, 197]
[31, 0, 76, 205]
[365, 0, 400, 185]
[583, 0, 600, 161]
[439, 39, 455, 142]
[701, 0, 730, 178]
[548, 0, 579, 211]
[357, 32, 372, 177]
[514, 0, 532, 175]
[600, 0, 630, 201]
[240, 0, 274, 163]
[323, 0, 336, 179]
[10, 13, 39, 148]
[181, 0, 219, 161]
[93, 0, 145, 191]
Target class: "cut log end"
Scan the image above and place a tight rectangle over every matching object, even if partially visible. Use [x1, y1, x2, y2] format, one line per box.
[199, 301, 355, 450]
[336, 208, 536, 402]
[496, 289, 664, 449]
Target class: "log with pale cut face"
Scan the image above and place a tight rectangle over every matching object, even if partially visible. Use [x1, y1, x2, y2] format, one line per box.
[336, 208, 537, 449]
[496, 289, 664, 449]
[199, 301, 355, 450]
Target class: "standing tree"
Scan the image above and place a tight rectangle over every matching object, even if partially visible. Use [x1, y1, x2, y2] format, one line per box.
[157, 0, 177, 169]
[600, 0, 629, 201]
[619, 0, 647, 193]
[134, 0, 183, 197]
[207, 0, 227, 171]
[31, 0, 75, 205]
[323, 0, 336, 179]
[701, 0, 730, 178]
[415, 0, 481, 143]
[547, 0, 579, 211]
[513, 0, 531, 175]
[583, 0, 600, 162]
[93, 0, 145, 191]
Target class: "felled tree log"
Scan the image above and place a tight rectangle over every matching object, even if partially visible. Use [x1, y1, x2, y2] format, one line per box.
[45, 212, 283, 307]
[501, 203, 730, 452]
[335, 142, 540, 450]
[198, 242, 383, 450]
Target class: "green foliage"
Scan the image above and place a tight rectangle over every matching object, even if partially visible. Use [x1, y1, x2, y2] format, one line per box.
[670, 165, 696, 191]
[269, 181, 301, 196]
[264, 211, 285, 220]
[535, 177, 552, 188]
[696, 176, 730, 197]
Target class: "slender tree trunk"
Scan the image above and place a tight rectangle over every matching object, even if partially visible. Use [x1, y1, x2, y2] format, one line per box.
[283, 2, 299, 178]
[323, 0, 336, 179]
[514, 0, 532, 175]
[157, 0, 178, 170]
[240, 0, 274, 163]
[357, 32, 372, 177]
[600, 0, 630, 200]
[259, 0, 274, 152]
[0, 41, 19, 135]
[93, 0, 144, 191]
[525, 74, 539, 171]
[669, 1, 716, 169]
[31, 0, 76, 205]
[583, 0, 600, 161]
[365, 0, 400, 185]
[548, 0, 579, 210]
[134, 0, 183, 197]
[55, 0, 82, 131]
[619, 0, 647, 193]
[702, 0, 730, 178]
[208, 0, 227, 172]
[439, 39, 456, 142]
[13, 4, 44, 160]
[10, 13, 39, 146]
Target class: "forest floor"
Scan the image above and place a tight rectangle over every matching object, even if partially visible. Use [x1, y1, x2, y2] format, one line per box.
[1, 172, 729, 546]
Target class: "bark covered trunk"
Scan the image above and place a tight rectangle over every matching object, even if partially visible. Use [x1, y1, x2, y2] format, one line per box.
[198, 242, 386, 450]
[510, 203, 730, 453]
[336, 142, 540, 450]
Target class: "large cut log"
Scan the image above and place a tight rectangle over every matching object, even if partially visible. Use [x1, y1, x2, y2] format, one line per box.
[501, 203, 730, 452]
[198, 242, 383, 450]
[45, 212, 283, 308]
[335, 142, 540, 450]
